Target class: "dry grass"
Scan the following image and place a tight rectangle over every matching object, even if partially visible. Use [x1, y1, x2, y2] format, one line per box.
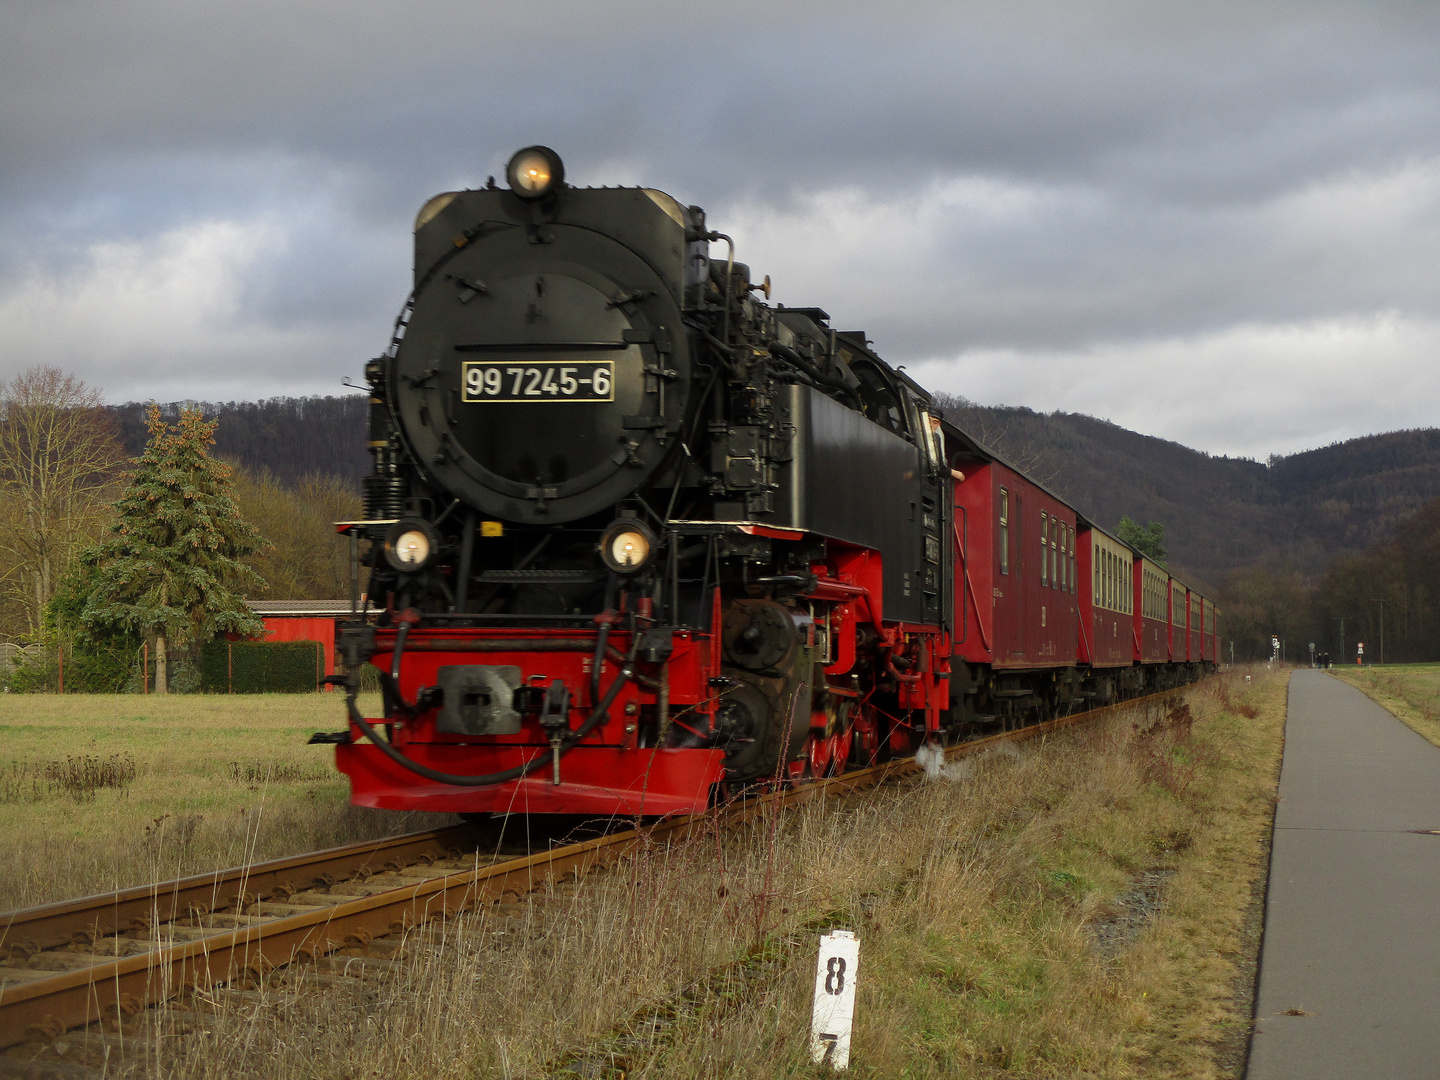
[0, 692, 452, 911]
[1331, 663, 1440, 748]
[87, 669, 1286, 1080]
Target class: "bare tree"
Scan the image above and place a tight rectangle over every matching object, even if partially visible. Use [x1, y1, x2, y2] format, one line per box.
[229, 466, 361, 599]
[932, 391, 1057, 487]
[0, 367, 126, 636]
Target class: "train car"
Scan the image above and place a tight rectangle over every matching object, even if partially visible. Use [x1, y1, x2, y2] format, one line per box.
[1201, 596, 1218, 663]
[944, 428, 1090, 725]
[1169, 577, 1187, 662]
[987, 465, 1077, 672]
[1134, 556, 1170, 669]
[1188, 589, 1204, 663]
[316, 147, 1216, 818]
[1078, 526, 1140, 701]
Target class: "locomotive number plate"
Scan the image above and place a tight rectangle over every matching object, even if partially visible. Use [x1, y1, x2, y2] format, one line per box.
[461, 359, 614, 403]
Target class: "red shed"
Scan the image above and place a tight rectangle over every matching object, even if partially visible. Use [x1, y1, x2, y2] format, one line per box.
[246, 601, 350, 682]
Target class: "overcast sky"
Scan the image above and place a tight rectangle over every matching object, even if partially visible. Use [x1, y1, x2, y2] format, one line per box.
[3, 1, 1438, 460]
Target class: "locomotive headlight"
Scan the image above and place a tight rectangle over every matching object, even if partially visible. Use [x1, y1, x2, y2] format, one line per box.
[506, 146, 564, 199]
[384, 518, 440, 573]
[600, 519, 656, 575]
[394, 530, 430, 566]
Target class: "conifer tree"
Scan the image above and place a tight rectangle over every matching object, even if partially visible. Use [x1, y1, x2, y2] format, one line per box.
[1116, 515, 1167, 565]
[82, 405, 266, 692]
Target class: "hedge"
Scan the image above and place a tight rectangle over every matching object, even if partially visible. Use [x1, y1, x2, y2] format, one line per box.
[200, 640, 325, 694]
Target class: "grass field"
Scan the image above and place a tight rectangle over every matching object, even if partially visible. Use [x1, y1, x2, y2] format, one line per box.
[1331, 663, 1440, 748]
[0, 691, 453, 912]
[93, 669, 1288, 1080]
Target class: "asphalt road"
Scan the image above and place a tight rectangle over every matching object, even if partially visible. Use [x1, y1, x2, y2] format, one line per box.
[1247, 670, 1440, 1079]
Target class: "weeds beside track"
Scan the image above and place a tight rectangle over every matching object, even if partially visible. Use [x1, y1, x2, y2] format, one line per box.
[1, 673, 1282, 1078]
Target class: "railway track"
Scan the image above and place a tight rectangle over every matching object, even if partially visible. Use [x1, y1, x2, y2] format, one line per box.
[0, 686, 1187, 1064]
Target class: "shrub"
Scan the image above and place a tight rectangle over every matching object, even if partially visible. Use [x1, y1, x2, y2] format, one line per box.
[200, 640, 325, 693]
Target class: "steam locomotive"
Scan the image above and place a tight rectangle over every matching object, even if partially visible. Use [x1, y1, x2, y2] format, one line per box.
[320, 147, 1220, 817]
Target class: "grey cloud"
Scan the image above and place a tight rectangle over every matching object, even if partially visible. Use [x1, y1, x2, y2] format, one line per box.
[3, 1, 1440, 451]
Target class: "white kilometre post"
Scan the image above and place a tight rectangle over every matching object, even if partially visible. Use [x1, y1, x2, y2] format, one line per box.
[810, 930, 860, 1068]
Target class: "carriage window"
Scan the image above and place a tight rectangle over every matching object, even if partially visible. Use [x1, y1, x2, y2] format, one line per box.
[999, 489, 1009, 575]
[1042, 518, 1054, 587]
[1070, 532, 1077, 595]
[1051, 519, 1059, 588]
[1058, 524, 1066, 591]
[1042, 512, 1054, 587]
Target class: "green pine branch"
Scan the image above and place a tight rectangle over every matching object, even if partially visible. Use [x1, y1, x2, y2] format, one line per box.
[78, 404, 269, 647]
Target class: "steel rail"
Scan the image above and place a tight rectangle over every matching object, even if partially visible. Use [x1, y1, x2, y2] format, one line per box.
[0, 684, 1186, 1047]
[0, 824, 486, 957]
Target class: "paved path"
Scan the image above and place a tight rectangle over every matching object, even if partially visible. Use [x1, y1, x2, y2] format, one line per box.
[1248, 670, 1440, 1079]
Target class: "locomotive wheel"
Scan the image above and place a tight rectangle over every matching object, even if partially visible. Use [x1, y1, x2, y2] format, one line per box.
[714, 675, 804, 784]
[722, 599, 797, 671]
[807, 728, 855, 779]
[847, 706, 881, 768]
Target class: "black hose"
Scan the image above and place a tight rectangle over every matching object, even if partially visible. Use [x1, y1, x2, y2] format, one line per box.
[346, 633, 641, 787]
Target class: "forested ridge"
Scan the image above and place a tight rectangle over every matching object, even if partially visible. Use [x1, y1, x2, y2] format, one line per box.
[93, 394, 1440, 662]
[937, 397, 1440, 590]
[108, 396, 371, 489]
[104, 395, 1440, 591]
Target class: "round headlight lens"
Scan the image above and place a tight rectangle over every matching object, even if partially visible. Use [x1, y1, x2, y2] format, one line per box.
[600, 520, 656, 575]
[383, 518, 440, 573]
[506, 146, 564, 199]
[609, 529, 650, 569]
[393, 529, 431, 568]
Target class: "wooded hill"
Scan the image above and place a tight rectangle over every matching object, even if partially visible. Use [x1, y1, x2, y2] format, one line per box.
[938, 397, 1440, 591]
[109, 397, 371, 490]
[106, 396, 1440, 592]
